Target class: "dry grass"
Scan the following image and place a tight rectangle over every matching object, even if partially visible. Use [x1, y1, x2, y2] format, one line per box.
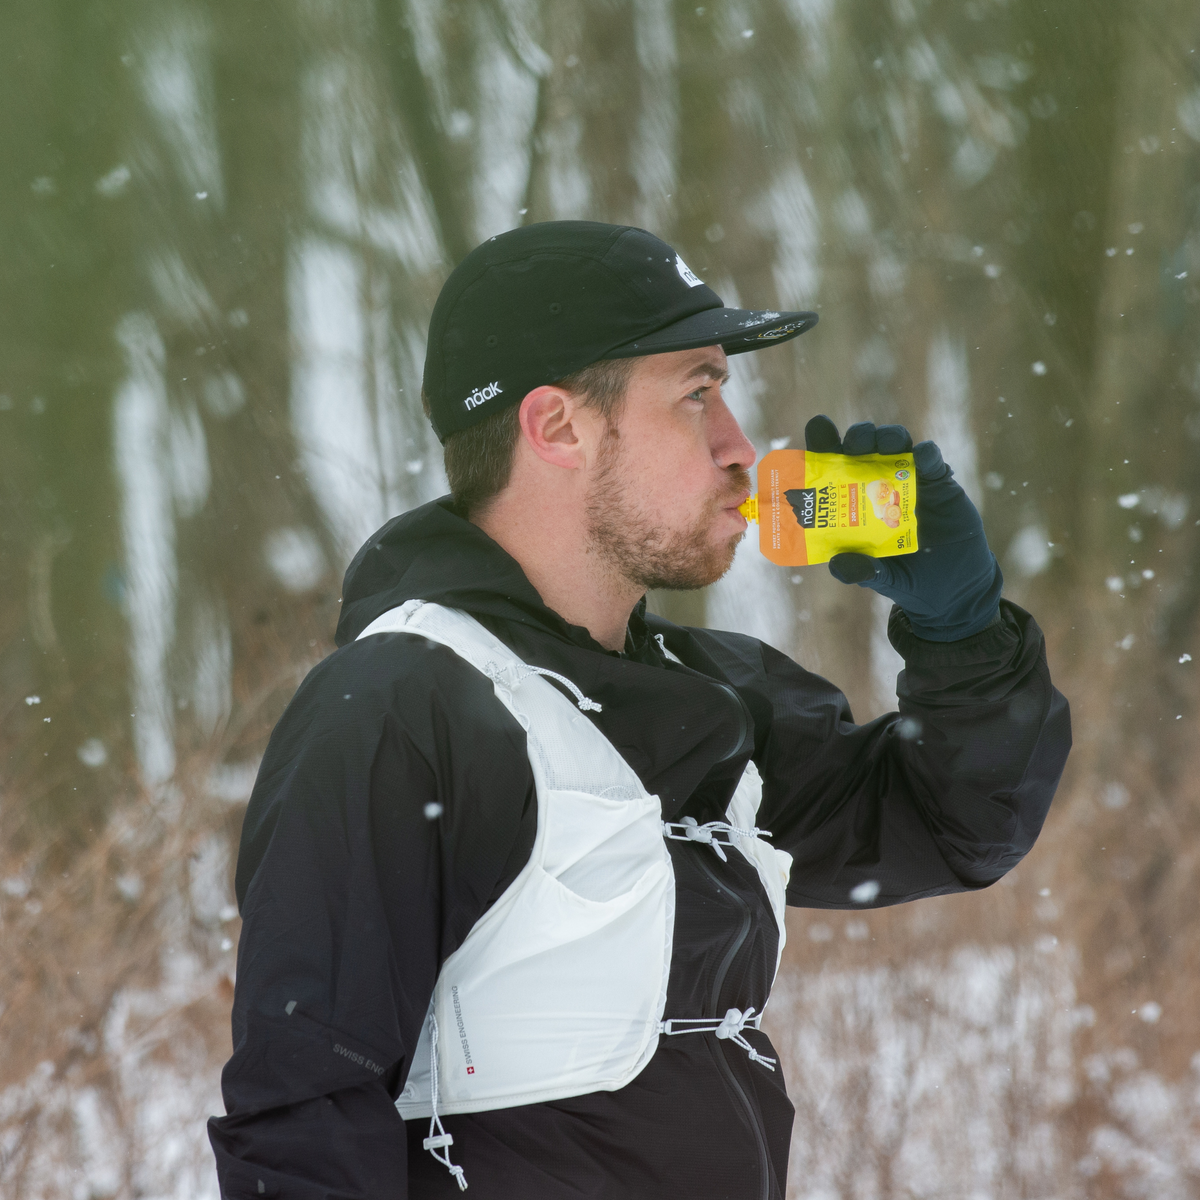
[0, 615, 326, 1199]
[0, 757, 235, 1198]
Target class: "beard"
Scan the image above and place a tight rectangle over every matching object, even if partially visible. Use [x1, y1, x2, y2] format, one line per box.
[584, 429, 751, 592]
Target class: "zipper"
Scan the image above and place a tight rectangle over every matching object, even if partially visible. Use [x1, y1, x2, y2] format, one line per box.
[714, 682, 751, 762]
[694, 852, 772, 1200]
[654, 635, 748, 764]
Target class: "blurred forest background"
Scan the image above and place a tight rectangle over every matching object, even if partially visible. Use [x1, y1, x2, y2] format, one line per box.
[3, 0, 1200, 1196]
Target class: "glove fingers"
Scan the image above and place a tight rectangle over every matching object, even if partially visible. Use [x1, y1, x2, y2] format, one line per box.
[913, 440, 950, 481]
[828, 552, 880, 585]
[842, 422, 878, 456]
[875, 424, 913, 454]
[804, 415, 842, 453]
[805, 418, 913, 457]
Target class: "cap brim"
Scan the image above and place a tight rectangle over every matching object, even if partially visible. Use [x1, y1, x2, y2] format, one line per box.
[606, 306, 818, 358]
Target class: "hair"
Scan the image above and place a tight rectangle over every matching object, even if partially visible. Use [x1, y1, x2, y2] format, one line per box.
[426, 357, 635, 515]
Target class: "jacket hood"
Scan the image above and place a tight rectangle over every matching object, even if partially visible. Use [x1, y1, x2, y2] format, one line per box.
[335, 497, 655, 657]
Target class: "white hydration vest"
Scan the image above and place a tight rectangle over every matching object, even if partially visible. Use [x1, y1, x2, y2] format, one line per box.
[356, 601, 791, 1181]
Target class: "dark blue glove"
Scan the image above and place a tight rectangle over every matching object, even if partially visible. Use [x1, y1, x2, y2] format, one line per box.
[801, 415, 1003, 642]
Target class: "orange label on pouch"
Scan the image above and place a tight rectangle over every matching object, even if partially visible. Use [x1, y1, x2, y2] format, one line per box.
[738, 449, 919, 566]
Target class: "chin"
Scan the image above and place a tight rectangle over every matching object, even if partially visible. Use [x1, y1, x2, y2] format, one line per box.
[642, 530, 743, 593]
[707, 530, 744, 582]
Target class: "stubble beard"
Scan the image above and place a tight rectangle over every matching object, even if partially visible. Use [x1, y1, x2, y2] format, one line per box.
[584, 428, 751, 592]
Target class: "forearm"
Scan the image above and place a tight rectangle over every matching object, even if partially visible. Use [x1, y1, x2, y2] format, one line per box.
[723, 602, 1067, 907]
[209, 1082, 407, 1200]
[886, 599, 1071, 884]
[212, 868, 416, 1196]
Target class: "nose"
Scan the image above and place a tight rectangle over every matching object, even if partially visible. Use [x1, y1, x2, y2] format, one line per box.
[711, 395, 757, 472]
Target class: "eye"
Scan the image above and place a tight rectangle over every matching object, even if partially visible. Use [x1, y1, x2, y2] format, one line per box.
[685, 387, 707, 403]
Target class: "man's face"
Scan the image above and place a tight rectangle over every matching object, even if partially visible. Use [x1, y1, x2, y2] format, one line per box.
[583, 346, 756, 592]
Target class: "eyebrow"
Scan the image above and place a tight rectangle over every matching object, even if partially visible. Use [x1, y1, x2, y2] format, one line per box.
[684, 362, 731, 385]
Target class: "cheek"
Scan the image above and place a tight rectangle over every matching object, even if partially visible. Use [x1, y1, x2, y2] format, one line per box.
[613, 407, 717, 509]
[648, 467, 721, 534]
[636, 449, 708, 512]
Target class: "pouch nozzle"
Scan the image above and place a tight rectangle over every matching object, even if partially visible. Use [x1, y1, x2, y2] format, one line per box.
[738, 494, 759, 523]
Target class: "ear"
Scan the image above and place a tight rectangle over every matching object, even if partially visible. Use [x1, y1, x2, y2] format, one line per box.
[518, 385, 598, 470]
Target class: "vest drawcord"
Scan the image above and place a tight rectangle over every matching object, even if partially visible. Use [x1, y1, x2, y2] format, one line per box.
[659, 1006, 777, 1071]
[662, 816, 773, 863]
[483, 661, 603, 712]
[422, 1015, 468, 1190]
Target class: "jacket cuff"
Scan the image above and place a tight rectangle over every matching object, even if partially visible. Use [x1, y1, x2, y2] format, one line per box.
[888, 603, 1011, 667]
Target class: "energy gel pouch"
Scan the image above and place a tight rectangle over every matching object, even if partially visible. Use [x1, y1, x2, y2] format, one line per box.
[738, 449, 919, 566]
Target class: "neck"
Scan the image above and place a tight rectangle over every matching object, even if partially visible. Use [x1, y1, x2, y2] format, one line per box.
[472, 482, 641, 653]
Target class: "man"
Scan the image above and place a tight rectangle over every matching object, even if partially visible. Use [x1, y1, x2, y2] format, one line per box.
[209, 221, 1070, 1199]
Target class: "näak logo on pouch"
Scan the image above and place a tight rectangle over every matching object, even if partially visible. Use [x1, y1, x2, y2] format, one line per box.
[464, 381, 503, 411]
[793, 488, 817, 528]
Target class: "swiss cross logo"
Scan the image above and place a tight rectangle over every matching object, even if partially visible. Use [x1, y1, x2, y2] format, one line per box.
[466, 1066, 475, 1075]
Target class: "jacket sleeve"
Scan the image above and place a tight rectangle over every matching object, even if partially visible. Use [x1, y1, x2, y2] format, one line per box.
[208, 636, 535, 1198]
[697, 600, 1070, 908]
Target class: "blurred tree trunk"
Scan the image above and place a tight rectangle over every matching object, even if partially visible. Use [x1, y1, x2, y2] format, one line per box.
[1050, 4, 1200, 1180]
[0, 2, 139, 834]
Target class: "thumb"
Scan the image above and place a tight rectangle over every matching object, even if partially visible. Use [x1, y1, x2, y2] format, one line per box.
[912, 440, 951, 482]
[804, 415, 842, 453]
[828, 552, 881, 586]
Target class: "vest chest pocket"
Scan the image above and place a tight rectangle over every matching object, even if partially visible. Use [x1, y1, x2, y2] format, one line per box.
[539, 787, 668, 901]
[420, 836, 673, 1114]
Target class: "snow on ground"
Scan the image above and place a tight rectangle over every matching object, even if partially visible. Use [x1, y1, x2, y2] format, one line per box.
[772, 941, 1079, 1198]
[0, 947, 224, 1200]
[767, 939, 1200, 1198]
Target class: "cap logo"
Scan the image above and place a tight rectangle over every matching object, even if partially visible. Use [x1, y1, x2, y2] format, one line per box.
[464, 381, 503, 411]
[748, 319, 809, 341]
[674, 255, 704, 288]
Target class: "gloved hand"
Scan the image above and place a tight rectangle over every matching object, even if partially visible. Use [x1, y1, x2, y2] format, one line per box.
[797, 415, 1002, 642]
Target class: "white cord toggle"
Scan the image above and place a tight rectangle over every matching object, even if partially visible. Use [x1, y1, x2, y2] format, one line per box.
[659, 1006, 777, 1071]
[483, 661, 602, 712]
[422, 1015, 468, 1190]
[661, 816, 772, 863]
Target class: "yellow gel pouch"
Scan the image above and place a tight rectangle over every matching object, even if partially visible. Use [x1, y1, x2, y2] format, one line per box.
[739, 449, 919, 566]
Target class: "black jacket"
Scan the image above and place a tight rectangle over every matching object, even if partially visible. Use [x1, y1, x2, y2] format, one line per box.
[209, 498, 1070, 1200]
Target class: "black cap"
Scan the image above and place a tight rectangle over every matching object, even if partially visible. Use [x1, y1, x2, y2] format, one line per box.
[422, 220, 818, 443]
